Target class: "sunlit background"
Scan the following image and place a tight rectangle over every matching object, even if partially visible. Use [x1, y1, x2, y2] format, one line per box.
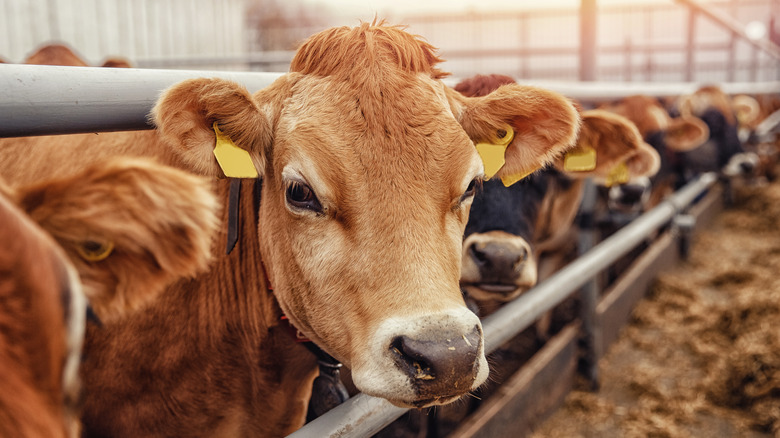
[1, 0, 778, 82]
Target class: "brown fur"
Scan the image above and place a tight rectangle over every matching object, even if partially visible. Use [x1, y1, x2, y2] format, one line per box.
[600, 95, 709, 151]
[453, 73, 516, 98]
[99, 58, 132, 68]
[678, 85, 736, 125]
[24, 43, 89, 66]
[12, 158, 219, 322]
[0, 194, 77, 438]
[2, 23, 582, 436]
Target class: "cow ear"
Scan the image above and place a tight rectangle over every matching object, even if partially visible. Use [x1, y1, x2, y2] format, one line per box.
[558, 110, 645, 178]
[448, 84, 580, 182]
[152, 78, 271, 178]
[666, 116, 709, 151]
[17, 157, 220, 321]
[624, 142, 661, 178]
[732, 94, 761, 126]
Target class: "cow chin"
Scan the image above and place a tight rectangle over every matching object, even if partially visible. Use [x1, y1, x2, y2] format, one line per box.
[349, 307, 489, 408]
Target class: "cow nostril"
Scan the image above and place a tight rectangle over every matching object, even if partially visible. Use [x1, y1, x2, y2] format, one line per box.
[390, 336, 435, 381]
[518, 246, 528, 262]
[469, 243, 489, 266]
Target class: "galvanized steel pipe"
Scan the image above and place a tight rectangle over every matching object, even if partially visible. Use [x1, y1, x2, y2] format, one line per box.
[0, 64, 283, 137]
[288, 172, 718, 438]
[4, 64, 780, 138]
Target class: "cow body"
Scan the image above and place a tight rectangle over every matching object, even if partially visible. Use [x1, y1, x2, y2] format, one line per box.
[0, 193, 85, 438]
[1, 23, 582, 435]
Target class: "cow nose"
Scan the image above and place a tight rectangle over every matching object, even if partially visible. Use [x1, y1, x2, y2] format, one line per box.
[469, 241, 527, 274]
[390, 325, 482, 398]
[618, 183, 647, 203]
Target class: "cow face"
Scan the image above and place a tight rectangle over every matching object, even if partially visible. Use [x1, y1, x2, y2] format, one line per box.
[461, 176, 545, 302]
[460, 108, 656, 304]
[14, 158, 219, 323]
[152, 23, 580, 408]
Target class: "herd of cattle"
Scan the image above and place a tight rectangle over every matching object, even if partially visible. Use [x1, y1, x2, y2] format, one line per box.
[1, 22, 779, 438]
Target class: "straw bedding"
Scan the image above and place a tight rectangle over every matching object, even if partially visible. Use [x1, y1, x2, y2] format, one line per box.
[532, 180, 780, 438]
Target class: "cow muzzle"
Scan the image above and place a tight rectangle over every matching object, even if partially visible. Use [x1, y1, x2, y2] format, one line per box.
[352, 308, 489, 408]
[461, 232, 537, 302]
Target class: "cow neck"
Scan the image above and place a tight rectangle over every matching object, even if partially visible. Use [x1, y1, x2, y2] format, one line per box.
[224, 177, 349, 416]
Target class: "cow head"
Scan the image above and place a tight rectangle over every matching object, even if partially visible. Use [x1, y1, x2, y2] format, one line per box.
[152, 22, 580, 408]
[13, 158, 219, 323]
[600, 95, 710, 153]
[460, 97, 654, 303]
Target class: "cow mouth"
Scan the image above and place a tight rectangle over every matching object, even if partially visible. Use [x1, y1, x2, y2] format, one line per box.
[474, 283, 519, 294]
[387, 394, 463, 409]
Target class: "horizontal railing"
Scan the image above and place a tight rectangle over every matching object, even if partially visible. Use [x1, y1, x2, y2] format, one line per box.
[287, 172, 718, 438]
[2, 64, 780, 137]
[0, 64, 282, 137]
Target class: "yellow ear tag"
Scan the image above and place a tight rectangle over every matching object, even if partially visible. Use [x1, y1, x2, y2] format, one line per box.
[475, 127, 514, 179]
[77, 240, 114, 262]
[501, 168, 535, 187]
[605, 162, 630, 187]
[213, 122, 258, 178]
[564, 145, 597, 172]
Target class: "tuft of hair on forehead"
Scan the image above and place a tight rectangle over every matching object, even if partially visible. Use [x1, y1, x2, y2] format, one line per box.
[290, 20, 449, 80]
[454, 74, 516, 98]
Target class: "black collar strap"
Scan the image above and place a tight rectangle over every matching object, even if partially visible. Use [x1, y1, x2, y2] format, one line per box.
[225, 178, 242, 255]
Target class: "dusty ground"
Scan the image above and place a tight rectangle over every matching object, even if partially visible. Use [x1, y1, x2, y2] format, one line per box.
[531, 180, 780, 438]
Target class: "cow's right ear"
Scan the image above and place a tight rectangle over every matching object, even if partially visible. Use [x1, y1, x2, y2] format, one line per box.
[152, 78, 271, 178]
[665, 116, 709, 151]
[447, 84, 581, 183]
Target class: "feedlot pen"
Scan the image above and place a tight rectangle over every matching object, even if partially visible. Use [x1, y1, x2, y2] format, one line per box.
[2, 66, 777, 437]
[532, 178, 780, 437]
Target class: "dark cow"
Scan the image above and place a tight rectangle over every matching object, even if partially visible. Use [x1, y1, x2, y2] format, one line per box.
[457, 75, 659, 306]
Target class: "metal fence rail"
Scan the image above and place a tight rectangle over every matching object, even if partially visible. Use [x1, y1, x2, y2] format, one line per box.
[288, 172, 718, 438]
[0, 64, 282, 137]
[2, 64, 780, 138]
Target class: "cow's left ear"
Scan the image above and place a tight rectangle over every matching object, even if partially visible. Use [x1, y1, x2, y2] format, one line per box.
[446, 84, 580, 182]
[558, 109, 645, 179]
[152, 78, 271, 178]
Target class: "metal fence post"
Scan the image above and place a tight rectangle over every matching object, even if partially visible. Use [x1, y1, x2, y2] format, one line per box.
[576, 178, 602, 391]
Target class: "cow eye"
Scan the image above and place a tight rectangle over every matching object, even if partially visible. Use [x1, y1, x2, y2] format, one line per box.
[460, 178, 482, 203]
[285, 181, 323, 213]
[76, 240, 114, 262]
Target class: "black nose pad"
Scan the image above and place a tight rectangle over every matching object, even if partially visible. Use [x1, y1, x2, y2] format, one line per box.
[469, 241, 527, 278]
[390, 325, 482, 396]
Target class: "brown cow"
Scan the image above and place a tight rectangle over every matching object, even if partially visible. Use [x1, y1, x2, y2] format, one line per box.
[599, 94, 709, 206]
[1, 22, 581, 436]
[5, 157, 219, 322]
[0, 190, 86, 438]
[22, 42, 133, 68]
[0, 157, 218, 437]
[24, 43, 89, 66]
